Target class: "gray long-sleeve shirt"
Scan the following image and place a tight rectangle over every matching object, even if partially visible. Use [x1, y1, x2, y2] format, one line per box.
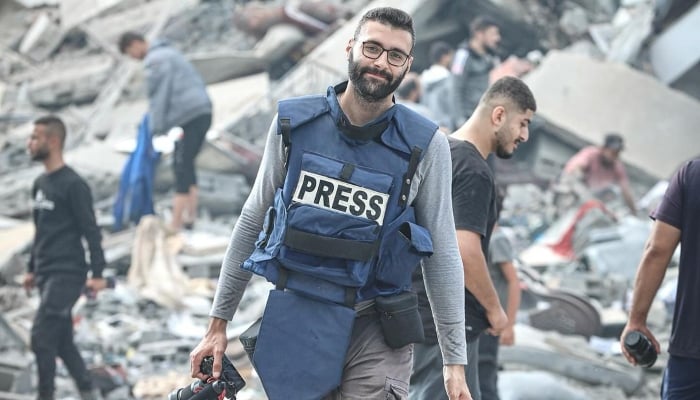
[210, 116, 467, 365]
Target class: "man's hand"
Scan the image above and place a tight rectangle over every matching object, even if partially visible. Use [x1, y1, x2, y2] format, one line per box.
[486, 306, 508, 336]
[22, 273, 35, 295]
[443, 364, 472, 400]
[190, 318, 228, 380]
[499, 325, 515, 346]
[620, 321, 660, 366]
[85, 278, 107, 293]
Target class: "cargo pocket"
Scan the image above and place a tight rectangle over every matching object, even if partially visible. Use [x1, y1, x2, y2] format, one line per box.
[243, 189, 288, 275]
[376, 208, 433, 289]
[384, 377, 408, 400]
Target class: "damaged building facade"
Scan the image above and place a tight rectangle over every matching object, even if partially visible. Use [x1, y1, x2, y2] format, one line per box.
[1, 0, 699, 399]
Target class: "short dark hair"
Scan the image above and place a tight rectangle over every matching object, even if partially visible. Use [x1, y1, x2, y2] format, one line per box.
[428, 41, 452, 65]
[118, 31, 145, 54]
[34, 115, 67, 147]
[354, 7, 415, 51]
[469, 16, 499, 36]
[481, 76, 537, 113]
[604, 133, 624, 151]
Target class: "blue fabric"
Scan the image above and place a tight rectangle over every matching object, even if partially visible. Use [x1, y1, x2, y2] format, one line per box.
[113, 114, 160, 230]
[253, 289, 355, 400]
[662, 355, 700, 400]
[242, 84, 438, 302]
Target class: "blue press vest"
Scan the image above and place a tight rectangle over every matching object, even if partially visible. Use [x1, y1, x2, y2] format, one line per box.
[242, 84, 437, 304]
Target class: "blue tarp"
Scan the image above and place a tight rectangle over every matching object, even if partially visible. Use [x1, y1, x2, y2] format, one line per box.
[113, 114, 160, 230]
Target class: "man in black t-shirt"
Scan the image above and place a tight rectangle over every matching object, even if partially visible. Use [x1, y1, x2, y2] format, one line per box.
[24, 116, 107, 400]
[410, 77, 536, 400]
[621, 158, 700, 399]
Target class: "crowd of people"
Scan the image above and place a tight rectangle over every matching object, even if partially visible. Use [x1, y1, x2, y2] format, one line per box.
[22, 6, 695, 400]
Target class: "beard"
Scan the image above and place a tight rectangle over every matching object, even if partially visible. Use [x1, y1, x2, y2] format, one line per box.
[495, 127, 515, 159]
[348, 49, 406, 103]
[30, 147, 49, 161]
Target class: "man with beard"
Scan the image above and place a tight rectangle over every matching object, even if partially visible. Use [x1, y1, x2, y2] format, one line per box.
[451, 16, 502, 127]
[24, 116, 106, 400]
[410, 77, 536, 400]
[562, 133, 637, 215]
[189, 7, 471, 400]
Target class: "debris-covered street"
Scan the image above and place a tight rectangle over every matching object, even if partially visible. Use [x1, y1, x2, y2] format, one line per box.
[2, 0, 699, 399]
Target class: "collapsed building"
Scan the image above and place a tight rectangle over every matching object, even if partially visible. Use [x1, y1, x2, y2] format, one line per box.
[1, 0, 699, 398]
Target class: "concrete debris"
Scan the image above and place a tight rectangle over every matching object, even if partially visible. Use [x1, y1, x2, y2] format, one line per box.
[649, 2, 700, 100]
[523, 50, 700, 180]
[17, 12, 64, 63]
[1, 0, 698, 399]
[559, 5, 590, 37]
[500, 325, 647, 396]
[26, 55, 114, 108]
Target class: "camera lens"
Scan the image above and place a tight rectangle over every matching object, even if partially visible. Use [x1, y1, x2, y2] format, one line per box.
[624, 331, 657, 368]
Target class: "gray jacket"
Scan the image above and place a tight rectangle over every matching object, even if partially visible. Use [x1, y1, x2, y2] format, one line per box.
[451, 46, 496, 126]
[144, 39, 212, 135]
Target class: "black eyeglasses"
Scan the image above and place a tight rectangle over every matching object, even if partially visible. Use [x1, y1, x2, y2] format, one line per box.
[360, 41, 411, 67]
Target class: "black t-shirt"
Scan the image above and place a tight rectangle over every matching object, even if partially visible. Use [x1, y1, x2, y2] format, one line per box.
[414, 137, 497, 343]
[29, 166, 105, 278]
[450, 138, 497, 340]
[651, 159, 700, 359]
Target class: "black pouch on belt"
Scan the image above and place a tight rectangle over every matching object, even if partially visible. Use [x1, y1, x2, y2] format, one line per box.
[375, 291, 425, 349]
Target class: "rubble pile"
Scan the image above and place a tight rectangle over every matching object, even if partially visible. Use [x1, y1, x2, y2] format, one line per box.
[2, 0, 699, 398]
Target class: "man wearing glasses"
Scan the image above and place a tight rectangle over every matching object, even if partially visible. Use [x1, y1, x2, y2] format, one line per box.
[190, 7, 471, 400]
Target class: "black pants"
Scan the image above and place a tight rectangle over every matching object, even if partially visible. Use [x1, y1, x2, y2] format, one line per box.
[31, 274, 92, 398]
[478, 333, 500, 400]
[173, 113, 212, 193]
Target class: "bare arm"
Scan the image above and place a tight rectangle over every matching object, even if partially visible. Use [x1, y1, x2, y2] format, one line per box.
[499, 260, 521, 345]
[457, 229, 507, 335]
[620, 220, 680, 363]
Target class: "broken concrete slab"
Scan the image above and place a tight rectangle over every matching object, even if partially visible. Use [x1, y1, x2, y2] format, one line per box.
[188, 52, 266, 85]
[27, 55, 114, 108]
[81, 0, 198, 47]
[606, 4, 654, 63]
[650, 1, 700, 84]
[0, 352, 32, 394]
[500, 324, 645, 395]
[0, 220, 33, 285]
[523, 50, 700, 180]
[649, 2, 700, 101]
[60, 0, 136, 30]
[18, 11, 64, 62]
[499, 370, 588, 400]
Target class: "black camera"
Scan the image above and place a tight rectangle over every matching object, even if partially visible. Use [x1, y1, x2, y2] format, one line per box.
[623, 330, 657, 368]
[168, 355, 246, 400]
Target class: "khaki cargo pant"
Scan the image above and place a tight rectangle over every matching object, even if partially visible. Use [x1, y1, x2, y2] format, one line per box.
[323, 312, 413, 400]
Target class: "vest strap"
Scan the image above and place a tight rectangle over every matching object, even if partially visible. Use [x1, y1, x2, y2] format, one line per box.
[280, 117, 291, 169]
[276, 266, 289, 291]
[340, 163, 355, 181]
[399, 146, 423, 207]
[284, 228, 377, 262]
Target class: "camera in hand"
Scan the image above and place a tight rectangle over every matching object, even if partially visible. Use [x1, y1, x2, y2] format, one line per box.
[167, 355, 245, 400]
[624, 330, 657, 368]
